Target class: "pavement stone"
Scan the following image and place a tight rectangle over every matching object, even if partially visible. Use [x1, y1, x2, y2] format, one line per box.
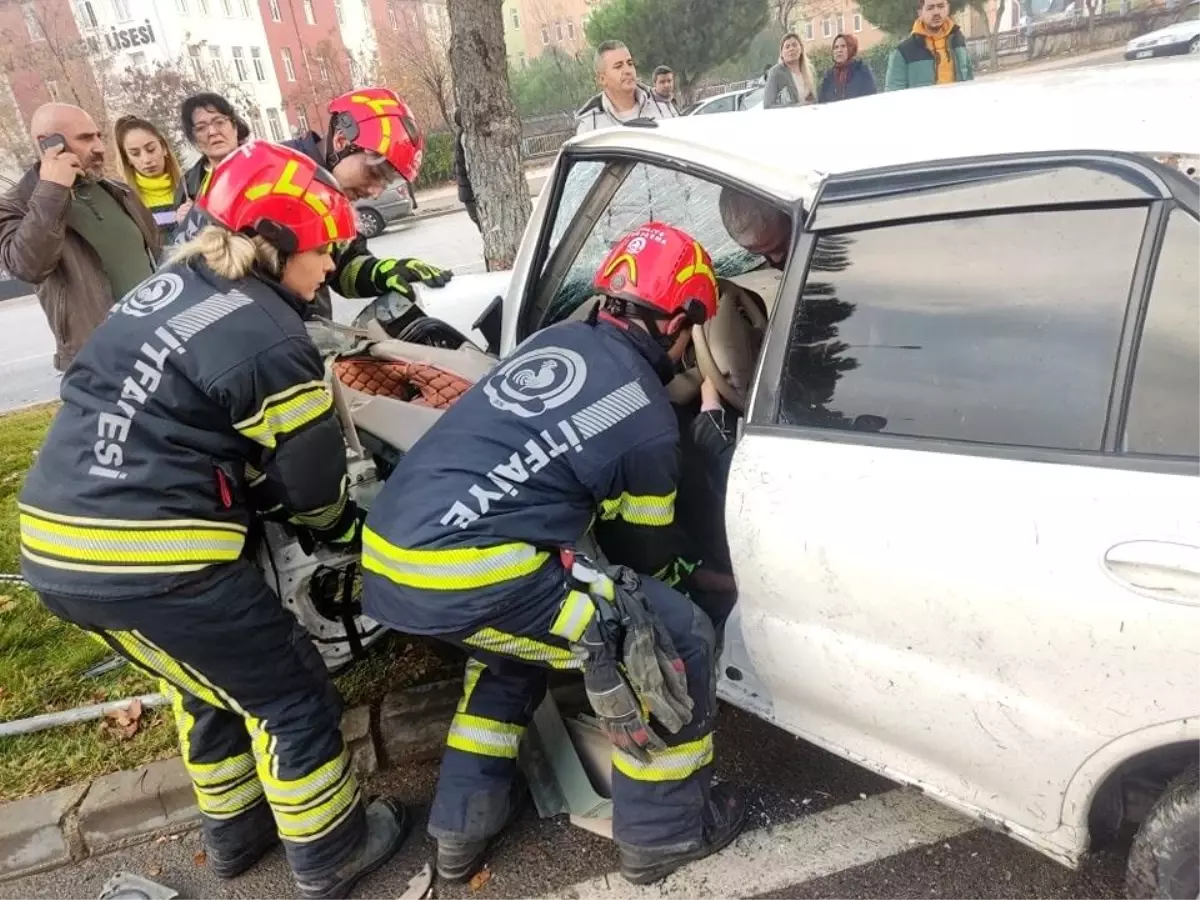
[340, 704, 379, 777]
[0, 783, 89, 881]
[378, 678, 462, 765]
[77, 759, 199, 854]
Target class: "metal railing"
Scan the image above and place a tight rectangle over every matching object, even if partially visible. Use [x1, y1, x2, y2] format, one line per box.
[521, 130, 574, 159]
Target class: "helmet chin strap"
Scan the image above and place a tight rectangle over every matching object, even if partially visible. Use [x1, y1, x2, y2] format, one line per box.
[325, 119, 363, 172]
[597, 297, 678, 353]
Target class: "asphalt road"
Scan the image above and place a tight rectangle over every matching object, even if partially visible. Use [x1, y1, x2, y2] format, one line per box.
[0, 703, 1129, 900]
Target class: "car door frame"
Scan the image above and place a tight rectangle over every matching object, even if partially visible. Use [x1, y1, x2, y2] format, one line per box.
[724, 149, 1199, 866]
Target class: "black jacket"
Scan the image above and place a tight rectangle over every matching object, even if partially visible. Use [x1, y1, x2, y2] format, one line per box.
[453, 130, 474, 203]
[19, 259, 354, 599]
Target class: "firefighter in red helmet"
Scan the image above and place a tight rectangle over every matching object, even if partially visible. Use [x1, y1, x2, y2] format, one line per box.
[285, 87, 452, 327]
[19, 141, 411, 898]
[361, 222, 746, 886]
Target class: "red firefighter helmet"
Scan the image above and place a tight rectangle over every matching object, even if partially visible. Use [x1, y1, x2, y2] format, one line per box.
[327, 87, 424, 184]
[593, 223, 719, 325]
[199, 140, 356, 254]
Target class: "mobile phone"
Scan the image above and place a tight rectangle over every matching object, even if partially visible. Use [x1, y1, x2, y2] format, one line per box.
[38, 133, 66, 154]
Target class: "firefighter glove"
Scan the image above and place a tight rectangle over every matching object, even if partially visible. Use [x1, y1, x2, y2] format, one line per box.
[398, 258, 453, 287]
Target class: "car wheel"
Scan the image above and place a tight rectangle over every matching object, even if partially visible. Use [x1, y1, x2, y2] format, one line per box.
[357, 208, 385, 238]
[1127, 763, 1199, 900]
[1189, 36, 1199, 54]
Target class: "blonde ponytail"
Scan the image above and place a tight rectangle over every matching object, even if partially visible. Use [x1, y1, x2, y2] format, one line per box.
[168, 225, 281, 280]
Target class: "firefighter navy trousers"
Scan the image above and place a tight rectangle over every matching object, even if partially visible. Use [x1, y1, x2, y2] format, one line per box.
[425, 569, 718, 853]
[38, 560, 365, 879]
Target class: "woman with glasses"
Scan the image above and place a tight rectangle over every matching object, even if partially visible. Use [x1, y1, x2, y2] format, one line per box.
[174, 92, 251, 244]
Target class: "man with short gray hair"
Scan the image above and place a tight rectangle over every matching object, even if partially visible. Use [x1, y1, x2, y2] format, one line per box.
[576, 41, 677, 134]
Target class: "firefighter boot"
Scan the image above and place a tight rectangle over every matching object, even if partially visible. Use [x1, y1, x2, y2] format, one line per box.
[435, 778, 528, 883]
[618, 782, 747, 885]
[295, 798, 411, 900]
[204, 800, 280, 879]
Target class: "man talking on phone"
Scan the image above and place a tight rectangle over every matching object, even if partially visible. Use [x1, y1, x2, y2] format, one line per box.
[0, 103, 159, 372]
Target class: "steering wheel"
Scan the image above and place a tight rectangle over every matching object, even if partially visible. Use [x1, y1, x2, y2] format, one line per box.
[692, 279, 770, 412]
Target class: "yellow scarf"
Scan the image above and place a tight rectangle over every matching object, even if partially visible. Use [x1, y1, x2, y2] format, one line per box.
[134, 171, 176, 209]
[912, 18, 956, 85]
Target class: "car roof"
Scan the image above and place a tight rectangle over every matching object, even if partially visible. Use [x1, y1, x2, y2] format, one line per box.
[566, 58, 1200, 204]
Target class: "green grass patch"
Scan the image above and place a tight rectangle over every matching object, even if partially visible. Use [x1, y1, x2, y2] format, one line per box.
[0, 404, 460, 803]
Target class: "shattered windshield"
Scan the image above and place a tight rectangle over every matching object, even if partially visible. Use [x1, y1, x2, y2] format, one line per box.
[540, 159, 768, 327]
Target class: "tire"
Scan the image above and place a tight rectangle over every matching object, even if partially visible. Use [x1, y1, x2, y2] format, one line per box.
[1188, 36, 1199, 54]
[357, 208, 385, 238]
[1127, 763, 1199, 900]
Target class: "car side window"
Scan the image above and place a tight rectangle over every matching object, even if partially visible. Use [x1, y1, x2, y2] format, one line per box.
[1123, 209, 1199, 458]
[537, 162, 765, 328]
[699, 96, 736, 114]
[778, 207, 1147, 451]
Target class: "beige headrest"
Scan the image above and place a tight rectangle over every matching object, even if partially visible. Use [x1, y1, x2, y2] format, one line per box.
[692, 280, 769, 411]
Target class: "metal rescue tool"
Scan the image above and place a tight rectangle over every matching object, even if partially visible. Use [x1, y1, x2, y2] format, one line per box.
[398, 862, 434, 899]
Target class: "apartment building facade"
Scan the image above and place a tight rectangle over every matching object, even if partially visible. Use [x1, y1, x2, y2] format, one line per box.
[791, 0, 889, 52]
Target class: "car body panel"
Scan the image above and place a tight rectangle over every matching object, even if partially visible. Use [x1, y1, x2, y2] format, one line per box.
[430, 59, 1200, 869]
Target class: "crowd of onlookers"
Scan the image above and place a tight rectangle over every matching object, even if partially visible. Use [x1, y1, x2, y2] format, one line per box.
[576, 0, 975, 133]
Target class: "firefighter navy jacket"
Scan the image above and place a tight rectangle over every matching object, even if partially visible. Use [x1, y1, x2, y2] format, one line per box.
[362, 319, 686, 635]
[18, 260, 353, 599]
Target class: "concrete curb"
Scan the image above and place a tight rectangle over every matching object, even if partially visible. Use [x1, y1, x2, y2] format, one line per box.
[0, 678, 463, 883]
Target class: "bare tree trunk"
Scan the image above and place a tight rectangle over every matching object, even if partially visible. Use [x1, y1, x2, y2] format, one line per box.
[989, 0, 1005, 69]
[446, 0, 530, 272]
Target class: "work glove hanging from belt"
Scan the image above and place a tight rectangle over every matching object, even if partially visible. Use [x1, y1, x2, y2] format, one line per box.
[560, 550, 693, 762]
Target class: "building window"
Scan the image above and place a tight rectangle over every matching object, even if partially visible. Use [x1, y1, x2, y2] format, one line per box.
[803, 18, 813, 39]
[281, 46, 296, 80]
[232, 46, 249, 80]
[220, 0, 233, 15]
[836, 13, 845, 32]
[567, 17, 575, 38]
[297, 110, 309, 133]
[267, 108, 285, 140]
[73, 0, 99, 29]
[540, 25, 549, 43]
[22, 3, 44, 39]
[518, 50, 526, 66]
[46, 79, 60, 100]
[316, 54, 330, 82]
[188, 44, 205, 79]
[251, 46, 267, 80]
[335, 0, 344, 23]
[240, 0, 251, 14]
[821, 17, 833, 36]
[111, 0, 133, 20]
[130, 50, 147, 71]
[209, 45, 226, 80]
[269, 0, 281, 20]
[303, 0, 315, 23]
[197, 0, 210, 13]
[387, 1, 398, 28]
[510, 6, 519, 27]
[854, 12, 863, 31]
[554, 19, 563, 39]
[175, 0, 188, 12]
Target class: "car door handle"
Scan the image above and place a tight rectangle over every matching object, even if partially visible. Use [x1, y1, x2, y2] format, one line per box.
[1104, 541, 1200, 605]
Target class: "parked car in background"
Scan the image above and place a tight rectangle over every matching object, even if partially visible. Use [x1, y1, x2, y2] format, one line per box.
[684, 85, 764, 115]
[1126, 0, 1200, 58]
[353, 183, 413, 237]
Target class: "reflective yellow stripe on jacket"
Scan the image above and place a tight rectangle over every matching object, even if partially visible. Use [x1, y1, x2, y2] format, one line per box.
[235, 380, 332, 449]
[361, 528, 549, 591]
[599, 490, 676, 526]
[19, 505, 246, 575]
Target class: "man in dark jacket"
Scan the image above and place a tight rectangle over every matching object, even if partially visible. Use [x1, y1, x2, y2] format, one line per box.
[361, 223, 745, 887]
[885, 0, 975, 90]
[452, 109, 478, 231]
[0, 103, 160, 371]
